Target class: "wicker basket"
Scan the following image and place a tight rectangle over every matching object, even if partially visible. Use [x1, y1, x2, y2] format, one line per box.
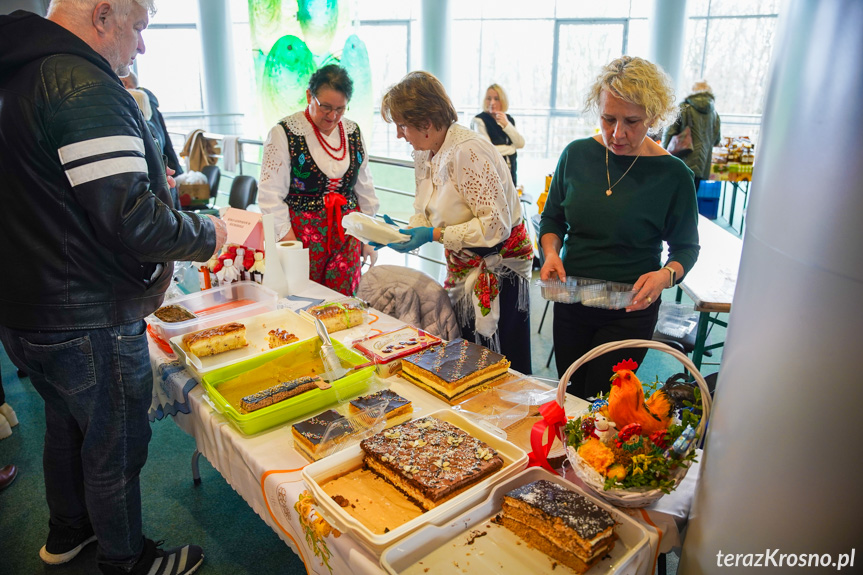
[555, 339, 712, 508]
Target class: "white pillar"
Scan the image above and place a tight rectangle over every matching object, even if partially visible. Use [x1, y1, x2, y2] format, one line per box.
[679, 1, 863, 572]
[421, 0, 451, 91]
[196, 0, 240, 134]
[649, 0, 687, 93]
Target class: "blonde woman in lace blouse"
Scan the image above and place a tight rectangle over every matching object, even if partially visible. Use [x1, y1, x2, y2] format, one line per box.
[378, 71, 533, 373]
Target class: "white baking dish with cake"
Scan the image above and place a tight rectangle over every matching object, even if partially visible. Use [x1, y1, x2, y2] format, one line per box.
[380, 467, 651, 575]
[170, 308, 317, 376]
[302, 409, 528, 556]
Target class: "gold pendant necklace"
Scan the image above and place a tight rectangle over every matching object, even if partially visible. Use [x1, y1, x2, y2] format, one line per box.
[605, 146, 640, 196]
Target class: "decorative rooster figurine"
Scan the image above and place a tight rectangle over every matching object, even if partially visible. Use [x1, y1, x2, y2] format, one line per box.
[607, 359, 673, 436]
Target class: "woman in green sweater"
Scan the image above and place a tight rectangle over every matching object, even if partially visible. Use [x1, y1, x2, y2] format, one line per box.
[539, 56, 700, 399]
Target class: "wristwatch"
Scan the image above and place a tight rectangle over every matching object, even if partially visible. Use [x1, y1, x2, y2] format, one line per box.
[662, 265, 676, 288]
[437, 227, 446, 244]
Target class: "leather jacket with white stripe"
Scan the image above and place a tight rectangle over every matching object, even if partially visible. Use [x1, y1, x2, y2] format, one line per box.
[0, 11, 217, 330]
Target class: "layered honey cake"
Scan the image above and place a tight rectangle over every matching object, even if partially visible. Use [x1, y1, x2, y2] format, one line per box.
[349, 389, 413, 428]
[501, 480, 617, 574]
[308, 300, 364, 333]
[267, 328, 299, 349]
[360, 416, 504, 511]
[400, 338, 510, 403]
[182, 322, 247, 357]
[292, 409, 354, 461]
[239, 375, 320, 413]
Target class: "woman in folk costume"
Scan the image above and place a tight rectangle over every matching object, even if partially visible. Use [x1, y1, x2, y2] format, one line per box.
[259, 64, 379, 296]
[377, 71, 533, 374]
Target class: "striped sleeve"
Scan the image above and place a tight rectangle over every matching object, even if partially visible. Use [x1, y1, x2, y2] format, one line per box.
[49, 80, 215, 264]
[58, 135, 147, 187]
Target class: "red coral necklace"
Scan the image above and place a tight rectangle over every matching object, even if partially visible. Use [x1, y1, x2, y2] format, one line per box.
[305, 108, 347, 161]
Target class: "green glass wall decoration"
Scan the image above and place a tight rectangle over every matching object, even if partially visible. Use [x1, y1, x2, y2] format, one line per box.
[248, 0, 373, 138]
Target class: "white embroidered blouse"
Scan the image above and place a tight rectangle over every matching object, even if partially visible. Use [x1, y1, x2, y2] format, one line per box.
[257, 111, 379, 240]
[408, 123, 523, 253]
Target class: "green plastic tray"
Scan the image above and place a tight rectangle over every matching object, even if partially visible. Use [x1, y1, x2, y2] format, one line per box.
[200, 338, 375, 435]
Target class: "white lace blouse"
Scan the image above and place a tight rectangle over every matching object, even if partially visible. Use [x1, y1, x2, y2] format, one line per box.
[257, 111, 379, 240]
[409, 124, 523, 253]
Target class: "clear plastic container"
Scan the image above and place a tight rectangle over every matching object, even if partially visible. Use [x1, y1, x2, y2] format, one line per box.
[352, 325, 443, 378]
[146, 281, 278, 342]
[535, 277, 635, 309]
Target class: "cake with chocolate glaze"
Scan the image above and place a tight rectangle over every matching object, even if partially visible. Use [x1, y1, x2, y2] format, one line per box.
[359, 416, 504, 510]
[501, 479, 617, 573]
[400, 338, 510, 403]
[239, 375, 320, 413]
[292, 409, 354, 461]
[349, 389, 413, 428]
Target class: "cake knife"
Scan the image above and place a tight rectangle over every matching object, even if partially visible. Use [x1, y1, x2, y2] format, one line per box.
[313, 317, 349, 383]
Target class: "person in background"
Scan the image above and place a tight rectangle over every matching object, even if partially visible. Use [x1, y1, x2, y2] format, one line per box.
[126, 86, 181, 208]
[0, 2, 227, 574]
[258, 64, 379, 296]
[470, 84, 525, 186]
[122, 70, 184, 178]
[378, 71, 533, 374]
[540, 56, 700, 400]
[662, 79, 721, 191]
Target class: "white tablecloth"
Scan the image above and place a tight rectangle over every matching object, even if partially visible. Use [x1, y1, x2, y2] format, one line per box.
[147, 281, 697, 574]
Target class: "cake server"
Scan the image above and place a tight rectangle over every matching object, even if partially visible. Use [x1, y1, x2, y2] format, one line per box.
[313, 317, 349, 382]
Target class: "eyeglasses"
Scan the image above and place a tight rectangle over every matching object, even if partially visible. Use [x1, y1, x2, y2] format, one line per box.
[313, 95, 348, 116]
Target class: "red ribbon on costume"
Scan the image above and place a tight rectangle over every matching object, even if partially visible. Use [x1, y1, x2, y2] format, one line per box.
[323, 191, 347, 252]
[527, 400, 567, 474]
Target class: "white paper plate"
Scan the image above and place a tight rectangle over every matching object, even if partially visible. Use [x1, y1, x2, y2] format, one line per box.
[381, 467, 651, 574]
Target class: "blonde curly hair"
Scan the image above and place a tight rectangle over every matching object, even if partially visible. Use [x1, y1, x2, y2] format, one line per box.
[584, 56, 678, 131]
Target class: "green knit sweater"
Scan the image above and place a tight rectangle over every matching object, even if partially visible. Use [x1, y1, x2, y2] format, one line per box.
[539, 138, 700, 284]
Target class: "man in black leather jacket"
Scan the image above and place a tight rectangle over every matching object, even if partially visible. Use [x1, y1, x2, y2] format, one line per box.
[0, 2, 226, 574]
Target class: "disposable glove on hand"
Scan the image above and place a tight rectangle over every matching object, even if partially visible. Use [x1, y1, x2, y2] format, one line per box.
[369, 214, 401, 251]
[387, 226, 434, 253]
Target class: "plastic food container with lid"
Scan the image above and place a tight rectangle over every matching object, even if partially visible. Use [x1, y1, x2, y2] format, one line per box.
[146, 281, 278, 342]
[535, 277, 635, 309]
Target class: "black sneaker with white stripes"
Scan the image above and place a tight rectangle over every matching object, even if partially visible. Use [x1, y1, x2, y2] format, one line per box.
[101, 538, 204, 575]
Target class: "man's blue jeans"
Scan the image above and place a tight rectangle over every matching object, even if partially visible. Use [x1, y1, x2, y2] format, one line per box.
[0, 320, 151, 568]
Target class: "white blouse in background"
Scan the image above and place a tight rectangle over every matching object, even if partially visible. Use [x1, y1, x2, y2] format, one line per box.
[409, 123, 522, 253]
[258, 111, 379, 240]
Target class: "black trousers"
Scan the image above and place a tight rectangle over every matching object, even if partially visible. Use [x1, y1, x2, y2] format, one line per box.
[553, 299, 660, 400]
[460, 273, 532, 375]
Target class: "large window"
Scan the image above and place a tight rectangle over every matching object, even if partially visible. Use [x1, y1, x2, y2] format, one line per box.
[135, 2, 203, 114]
[681, 0, 780, 140]
[447, 1, 650, 161]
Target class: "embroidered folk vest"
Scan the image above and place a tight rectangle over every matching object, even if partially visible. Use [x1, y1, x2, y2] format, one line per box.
[280, 121, 364, 213]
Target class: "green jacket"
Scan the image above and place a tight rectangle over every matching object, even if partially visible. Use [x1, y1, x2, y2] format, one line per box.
[662, 92, 721, 179]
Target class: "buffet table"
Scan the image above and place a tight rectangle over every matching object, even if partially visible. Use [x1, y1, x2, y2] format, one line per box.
[148, 281, 699, 575]
[677, 216, 743, 370]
